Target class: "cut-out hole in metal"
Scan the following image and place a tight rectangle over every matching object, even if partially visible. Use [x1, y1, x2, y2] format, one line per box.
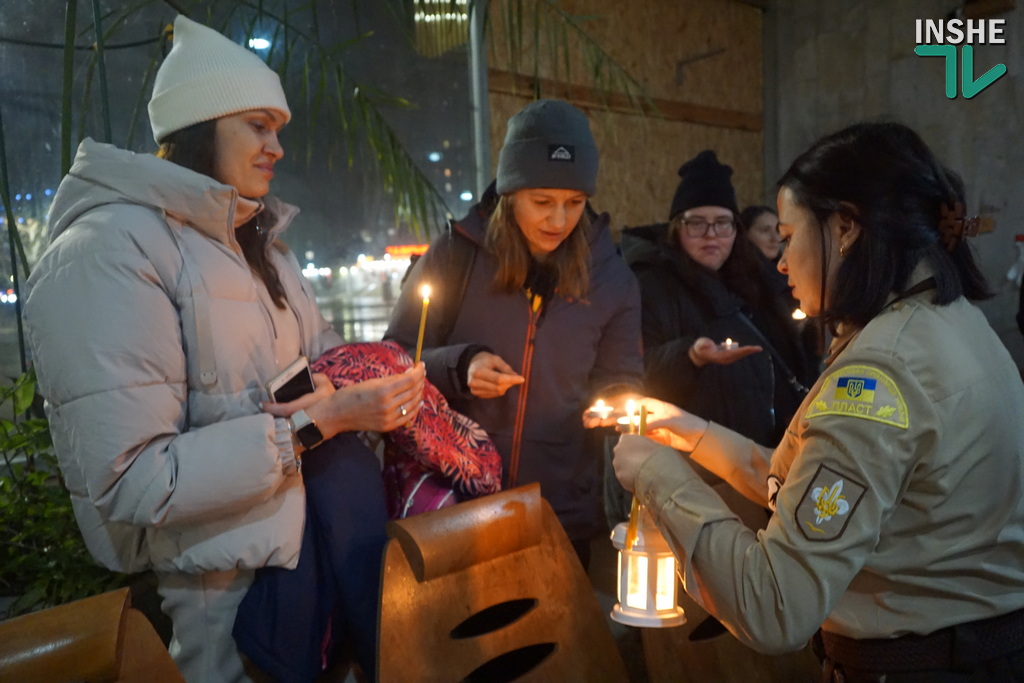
[450, 598, 538, 639]
[461, 642, 557, 682]
[689, 615, 729, 641]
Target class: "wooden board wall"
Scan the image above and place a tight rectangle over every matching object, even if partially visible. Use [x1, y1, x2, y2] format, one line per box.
[486, 0, 765, 233]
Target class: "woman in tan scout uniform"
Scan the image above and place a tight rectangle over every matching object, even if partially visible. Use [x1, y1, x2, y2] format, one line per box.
[612, 122, 1024, 682]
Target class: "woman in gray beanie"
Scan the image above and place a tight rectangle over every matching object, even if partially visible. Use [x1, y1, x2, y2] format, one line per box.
[386, 99, 644, 565]
[24, 15, 422, 683]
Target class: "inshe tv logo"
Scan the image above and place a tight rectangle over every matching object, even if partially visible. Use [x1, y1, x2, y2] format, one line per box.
[914, 19, 1007, 99]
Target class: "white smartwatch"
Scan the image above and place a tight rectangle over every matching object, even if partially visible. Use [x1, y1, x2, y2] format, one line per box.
[289, 409, 324, 452]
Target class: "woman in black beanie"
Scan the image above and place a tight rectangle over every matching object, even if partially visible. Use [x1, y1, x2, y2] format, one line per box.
[621, 150, 820, 524]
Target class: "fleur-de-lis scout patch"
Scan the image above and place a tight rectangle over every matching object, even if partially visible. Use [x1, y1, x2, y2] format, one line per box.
[805, 364, 908, 429]
[796, 464, 867, 541]
[767, 474, 783, 512]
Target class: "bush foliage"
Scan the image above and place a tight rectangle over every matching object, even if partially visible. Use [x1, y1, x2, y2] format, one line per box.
[0, 369, 128, 617]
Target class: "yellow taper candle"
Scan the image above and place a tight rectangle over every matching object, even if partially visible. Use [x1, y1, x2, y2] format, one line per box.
[625, 403, 647, 549]
[414, 284, 431, 364]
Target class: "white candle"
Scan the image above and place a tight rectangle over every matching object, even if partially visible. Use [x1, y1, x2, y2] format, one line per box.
[722, 338, 737, 350]
[625, 399, 637, 435]
[588, 399, 613, 420]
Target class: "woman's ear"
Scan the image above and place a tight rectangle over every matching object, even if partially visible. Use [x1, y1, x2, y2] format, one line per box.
[830, 201, 863, 252]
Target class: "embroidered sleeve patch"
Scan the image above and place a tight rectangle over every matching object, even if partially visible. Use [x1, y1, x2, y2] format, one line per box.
[795, 464, 867, 541]
[767, 474, 783, 513]
[804, 364, 909, 429]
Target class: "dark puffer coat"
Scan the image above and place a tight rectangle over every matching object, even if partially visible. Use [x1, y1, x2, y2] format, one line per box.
[386, 186, 644, 541]
[623, 223, 820, 448]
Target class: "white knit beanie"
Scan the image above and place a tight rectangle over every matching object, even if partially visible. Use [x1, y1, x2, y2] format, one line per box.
[148, 15, 291, 143]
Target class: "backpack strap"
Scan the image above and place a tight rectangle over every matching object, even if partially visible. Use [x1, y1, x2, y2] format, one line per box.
[734, 311, 809, 396]
[401, 220, 477, 346]
[436, 220, 476, 345]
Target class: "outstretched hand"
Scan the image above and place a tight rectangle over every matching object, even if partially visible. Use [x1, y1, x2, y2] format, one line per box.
[467, 351, 525, 399]
[638, 396, 709, 452]
[581, 388, 645, 429]
[611, 397, 709, 492]
[690, 336, 762, 367]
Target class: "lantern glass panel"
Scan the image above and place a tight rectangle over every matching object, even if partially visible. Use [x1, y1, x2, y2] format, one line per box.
[626, 553, 648, 609]
[655, 555, 676, 610]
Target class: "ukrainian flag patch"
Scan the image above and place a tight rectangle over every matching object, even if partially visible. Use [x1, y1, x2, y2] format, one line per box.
[805, 364, 908, 429]
[835, 376, 876, 402]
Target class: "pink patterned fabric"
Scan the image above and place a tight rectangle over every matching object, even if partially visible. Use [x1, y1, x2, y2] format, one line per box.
[312, 341, 502, 518]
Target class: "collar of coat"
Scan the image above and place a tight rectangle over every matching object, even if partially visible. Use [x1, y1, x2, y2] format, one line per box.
[48, 138, 299, 248]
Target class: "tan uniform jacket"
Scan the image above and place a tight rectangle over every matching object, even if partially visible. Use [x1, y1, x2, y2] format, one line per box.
[636, 288, 1024, 655]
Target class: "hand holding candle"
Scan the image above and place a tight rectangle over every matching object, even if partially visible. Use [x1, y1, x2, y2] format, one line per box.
[413, 284, 431, 365]
[690, 336, 762, 367]
[586, 398, 614, 420]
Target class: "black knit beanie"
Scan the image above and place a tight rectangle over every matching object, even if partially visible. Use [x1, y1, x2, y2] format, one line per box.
[668, 150, 739, 221]
[495, 99, 599, 196]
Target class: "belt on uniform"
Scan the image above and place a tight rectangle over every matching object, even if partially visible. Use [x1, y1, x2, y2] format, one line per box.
[819, 606, 1024, 673]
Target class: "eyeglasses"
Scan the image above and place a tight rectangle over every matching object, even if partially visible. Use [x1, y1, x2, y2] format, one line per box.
[678, 217, 736, 238]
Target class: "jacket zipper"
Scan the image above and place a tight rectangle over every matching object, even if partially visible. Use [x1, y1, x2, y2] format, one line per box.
[507, 299, 540, 488]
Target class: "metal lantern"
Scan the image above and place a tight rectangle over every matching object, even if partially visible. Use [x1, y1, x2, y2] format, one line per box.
[610, 507, 686, 628]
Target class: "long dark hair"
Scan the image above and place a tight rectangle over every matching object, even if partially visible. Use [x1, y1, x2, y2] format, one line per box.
[778, 121, 992, 330]
[157, 119, 288, 309]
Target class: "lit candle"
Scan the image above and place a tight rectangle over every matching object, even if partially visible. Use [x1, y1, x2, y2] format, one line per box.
[588, 398, 613, 420]
[625, 399, 637, 435]
[792, 308, 807, 320]
[414, 284, 431, 364]
[722, 338, 737, 350]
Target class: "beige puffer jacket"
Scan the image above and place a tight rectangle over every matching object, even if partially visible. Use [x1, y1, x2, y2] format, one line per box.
[25, 139, 343, 574]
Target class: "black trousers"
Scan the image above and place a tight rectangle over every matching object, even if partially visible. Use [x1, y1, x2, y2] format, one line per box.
[814, 631, 1024, 682]
[818, 655, 1024, 683]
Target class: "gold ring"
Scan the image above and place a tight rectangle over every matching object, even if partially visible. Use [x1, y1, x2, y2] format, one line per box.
[400, 404, 408, 417]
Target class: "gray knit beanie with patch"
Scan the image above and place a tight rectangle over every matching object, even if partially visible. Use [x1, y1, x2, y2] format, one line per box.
[495, 99, 599, 196]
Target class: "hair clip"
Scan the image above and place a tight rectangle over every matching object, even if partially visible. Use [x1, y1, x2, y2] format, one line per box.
[938, 201, 980, 252]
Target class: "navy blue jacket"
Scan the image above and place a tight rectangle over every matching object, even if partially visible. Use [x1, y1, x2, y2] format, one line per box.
[385, 188, 643, 539]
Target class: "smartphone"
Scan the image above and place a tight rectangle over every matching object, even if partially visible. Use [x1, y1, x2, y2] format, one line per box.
[266, 356, 315, 403]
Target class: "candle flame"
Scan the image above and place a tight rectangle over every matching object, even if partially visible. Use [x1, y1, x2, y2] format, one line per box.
[792, 308, 806, 320]
[420, 284, 432, 299]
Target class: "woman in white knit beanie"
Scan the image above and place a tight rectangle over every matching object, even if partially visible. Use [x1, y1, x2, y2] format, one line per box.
[25, 15, 422, 683]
